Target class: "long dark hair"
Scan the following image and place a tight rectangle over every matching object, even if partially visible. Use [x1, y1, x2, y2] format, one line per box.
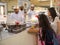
[48, 7, 57, 21]
[38, 14, 52, 29]
[38, 14, 54, 41]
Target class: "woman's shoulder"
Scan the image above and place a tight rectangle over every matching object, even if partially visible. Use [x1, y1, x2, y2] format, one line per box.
[54, 16, 60, 22]
[55, 16, 59, 19]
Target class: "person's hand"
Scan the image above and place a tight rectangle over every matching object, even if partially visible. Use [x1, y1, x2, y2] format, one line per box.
[35, 15, 38, 18]
[15, 21, 19, 25]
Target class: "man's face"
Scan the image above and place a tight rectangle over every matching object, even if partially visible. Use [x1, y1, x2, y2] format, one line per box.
[14, 9, 19, 13]
[31, 7, 34, 11]
[19, 6, 24, 11]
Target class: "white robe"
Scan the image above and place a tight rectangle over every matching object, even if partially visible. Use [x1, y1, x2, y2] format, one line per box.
[27, 10, 36, 19]
[10, 12, 25, 24]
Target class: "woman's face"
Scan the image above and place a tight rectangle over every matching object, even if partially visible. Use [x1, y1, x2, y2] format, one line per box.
[48, 10, 51, 16]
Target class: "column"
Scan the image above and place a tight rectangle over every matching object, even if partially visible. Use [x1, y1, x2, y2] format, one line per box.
[50, 0, 54, 7]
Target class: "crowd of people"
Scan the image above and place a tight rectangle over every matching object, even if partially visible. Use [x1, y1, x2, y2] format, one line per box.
[9, 4, 60, 45]
[9, 5, 36, 25]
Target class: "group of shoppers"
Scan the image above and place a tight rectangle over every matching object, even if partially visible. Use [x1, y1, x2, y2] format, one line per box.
[38, 7, 60, 45]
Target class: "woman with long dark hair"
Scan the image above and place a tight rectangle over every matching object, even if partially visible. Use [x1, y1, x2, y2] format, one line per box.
[48, 7, 57, 21]
[38, 14, 54, 45]
[47, 7, 60, 33]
